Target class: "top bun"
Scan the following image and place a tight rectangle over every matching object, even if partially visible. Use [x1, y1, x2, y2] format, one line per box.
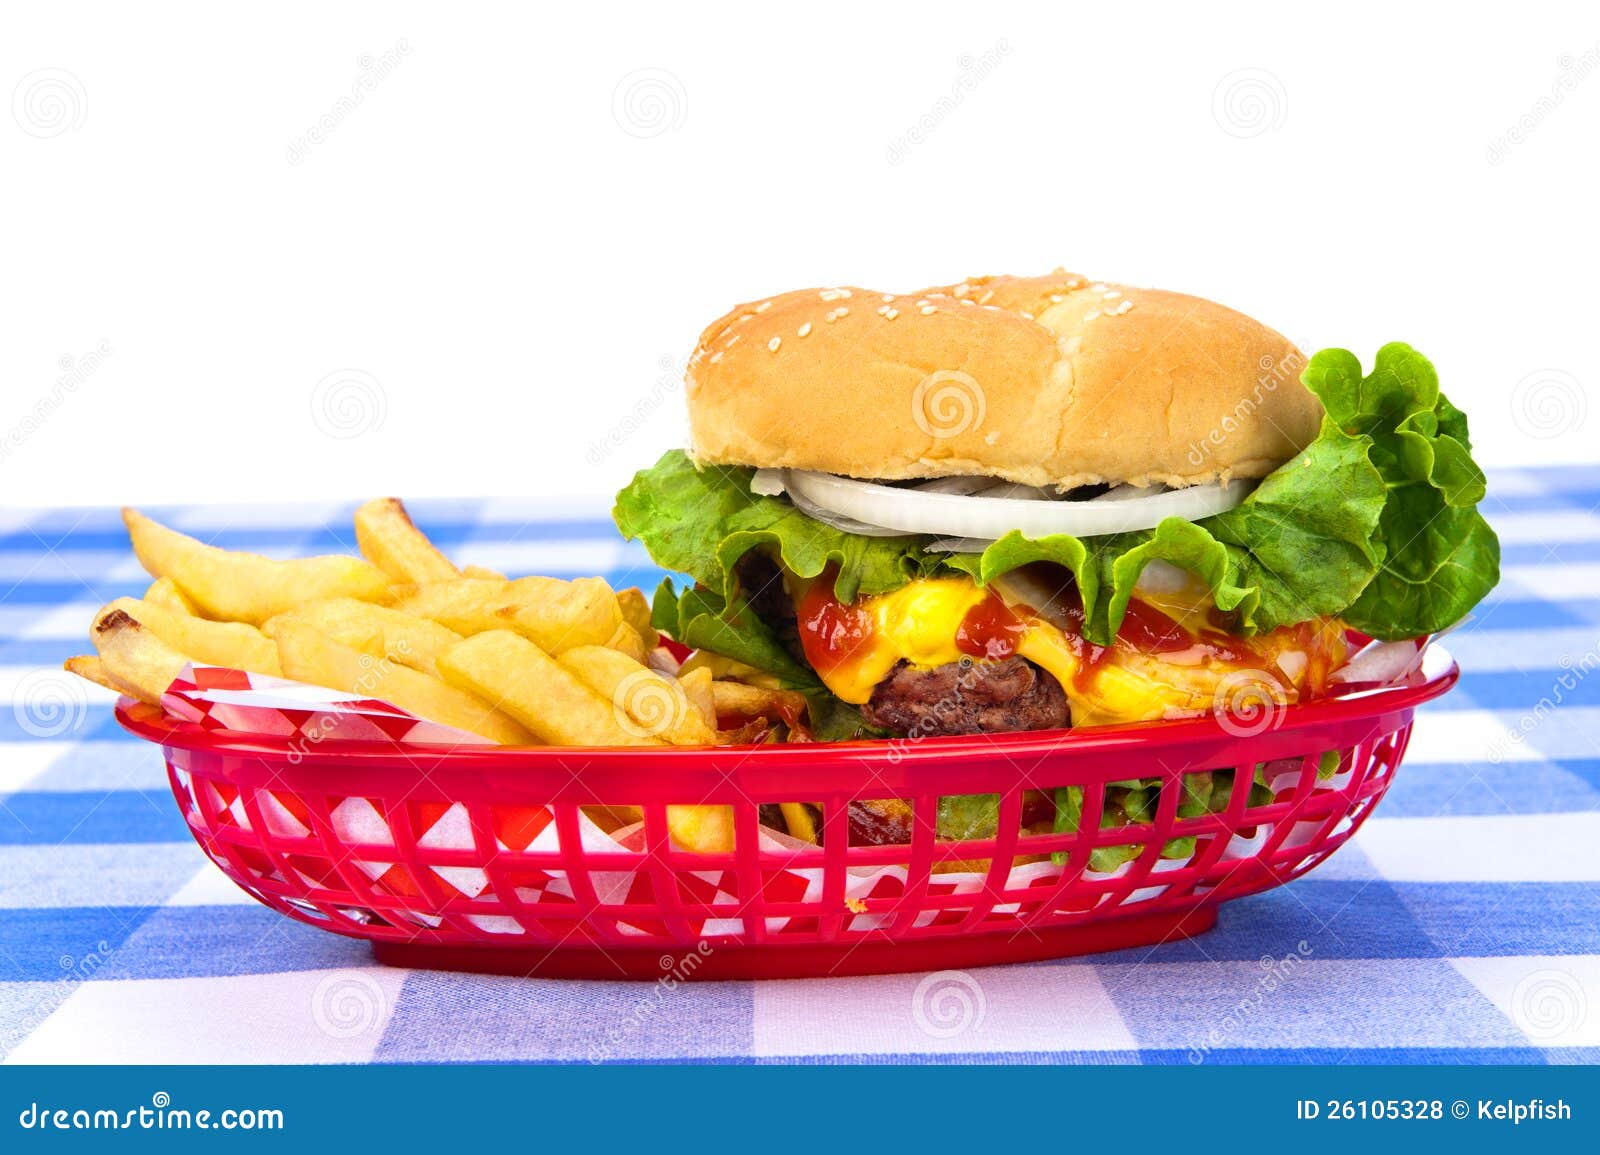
[684, 270, 1322, 491]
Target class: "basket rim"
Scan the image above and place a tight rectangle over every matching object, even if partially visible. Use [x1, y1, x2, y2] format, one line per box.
[115, 644, 1459, 769]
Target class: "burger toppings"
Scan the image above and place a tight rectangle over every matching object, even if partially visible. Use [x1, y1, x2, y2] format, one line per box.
[756, 468, 1256, 542]
[862, 656, 1069, 737]
[616, 340, 1498, 740]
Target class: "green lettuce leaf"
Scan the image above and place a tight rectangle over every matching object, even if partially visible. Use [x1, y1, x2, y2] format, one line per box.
[614, 450, 935, 604]
[648, 579, 873, 741]
[614, 344, 1499, 656]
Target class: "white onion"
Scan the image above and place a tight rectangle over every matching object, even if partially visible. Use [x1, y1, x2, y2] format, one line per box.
[777, 469, 1252, 541]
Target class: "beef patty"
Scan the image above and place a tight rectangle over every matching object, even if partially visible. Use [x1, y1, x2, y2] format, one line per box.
[861, 656, 1070, 737]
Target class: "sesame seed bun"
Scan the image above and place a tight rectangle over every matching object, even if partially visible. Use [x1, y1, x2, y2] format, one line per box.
[685, 271, 1322, 490]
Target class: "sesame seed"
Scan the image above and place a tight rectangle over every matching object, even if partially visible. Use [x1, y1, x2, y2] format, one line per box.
[768, 336, 781, 351]
[709, 351, 723, 363]
[726, 334, 742, 347]
[881, 294, 895, 302]
[819, 288, 851, 301]
[953, 283, 971, 298]
[1103, 290, 1122, 300]
[755, 301, 772, 313]
[1083, 309, 1101, 321]
[984, 431, 1000, 446]
[877, 305, 899, 320]
[1020, 310, 1034, 320]
[920, 304, 936, 315]
[797, 322, 812, 337]
[978, 290, 995, 305]
[960, 298, 975, 306]
[1049, 294, 1065, 303]
[981, 304, 1000, 311]
[824, 307, 849, 322]
[1113, 300, 1133, 315]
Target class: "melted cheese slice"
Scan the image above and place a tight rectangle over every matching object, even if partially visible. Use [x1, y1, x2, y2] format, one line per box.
[809, 575, 1324, 728]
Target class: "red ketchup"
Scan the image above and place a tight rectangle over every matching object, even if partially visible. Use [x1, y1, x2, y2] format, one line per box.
[794, 579, 874, 677]
[955, 593, 1028, 660]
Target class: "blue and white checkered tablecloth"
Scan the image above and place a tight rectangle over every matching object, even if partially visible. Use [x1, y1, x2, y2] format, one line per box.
[2, 467, 1598, 1065]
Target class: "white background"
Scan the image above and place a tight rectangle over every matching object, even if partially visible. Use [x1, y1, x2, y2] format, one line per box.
[3, 2, 1596, 507]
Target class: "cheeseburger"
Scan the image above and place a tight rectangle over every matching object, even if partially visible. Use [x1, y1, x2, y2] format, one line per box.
[615, 271, 1499, 742]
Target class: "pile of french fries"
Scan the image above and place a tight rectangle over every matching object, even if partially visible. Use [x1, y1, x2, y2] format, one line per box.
[66, 498, 810, 852]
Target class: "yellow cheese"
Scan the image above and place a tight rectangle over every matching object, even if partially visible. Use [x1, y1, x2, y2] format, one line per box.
[817, 578, 988, 704]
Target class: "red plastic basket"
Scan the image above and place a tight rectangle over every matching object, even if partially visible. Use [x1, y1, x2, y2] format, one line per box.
[117, 647, 1457, 980]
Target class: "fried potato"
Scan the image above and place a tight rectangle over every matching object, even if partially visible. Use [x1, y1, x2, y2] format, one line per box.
[264, 598, 462, 677]
[272, 620, 531, 745]
[63, 654, 120, 694]
[461, 564, 505, 581]
[604, 621, 649, 664]
[666, 805, 735, 854]
[353, 497, 461, 585]
[557, 644, 715, 745]
[124, 508, 389, 625]
[678, 666, 716, 730]
[395, 576, 619, 653]
[711, 680, 808, 726]
[678, 649, 782, 689]
[89, 608, 191, 705]
[616, 587, 659, 649]
[105, 597, 280, 675]
[143, 576, 198, 616]
[437, 630, 660, 746]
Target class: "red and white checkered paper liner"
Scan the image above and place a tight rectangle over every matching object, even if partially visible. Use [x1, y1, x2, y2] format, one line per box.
[159, 664, 1397, 939]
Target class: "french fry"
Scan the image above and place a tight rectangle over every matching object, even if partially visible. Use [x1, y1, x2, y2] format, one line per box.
[143, 576, 198, 616]
[616, 587, 659, 649]
[678, 649, 782, 689]
[123, 508, 390, 625]
[678, 666, 716, 730]
[264, 599, 462, 677]
[666, 805, 735, 854]
[461, 564, 505, 581]
[88, 608, 191, 705]
[604, 620, 649, 664]
[437, 630, 660, 747]
[272, 620, 531, 745]
[556, 644, 715, 745]
[353, 497, 461, 585]
[394, 576, 619, 653]
[710, 680, 808, 726]
[104, 597, 280, 675]
[63, 654, 120, 694]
